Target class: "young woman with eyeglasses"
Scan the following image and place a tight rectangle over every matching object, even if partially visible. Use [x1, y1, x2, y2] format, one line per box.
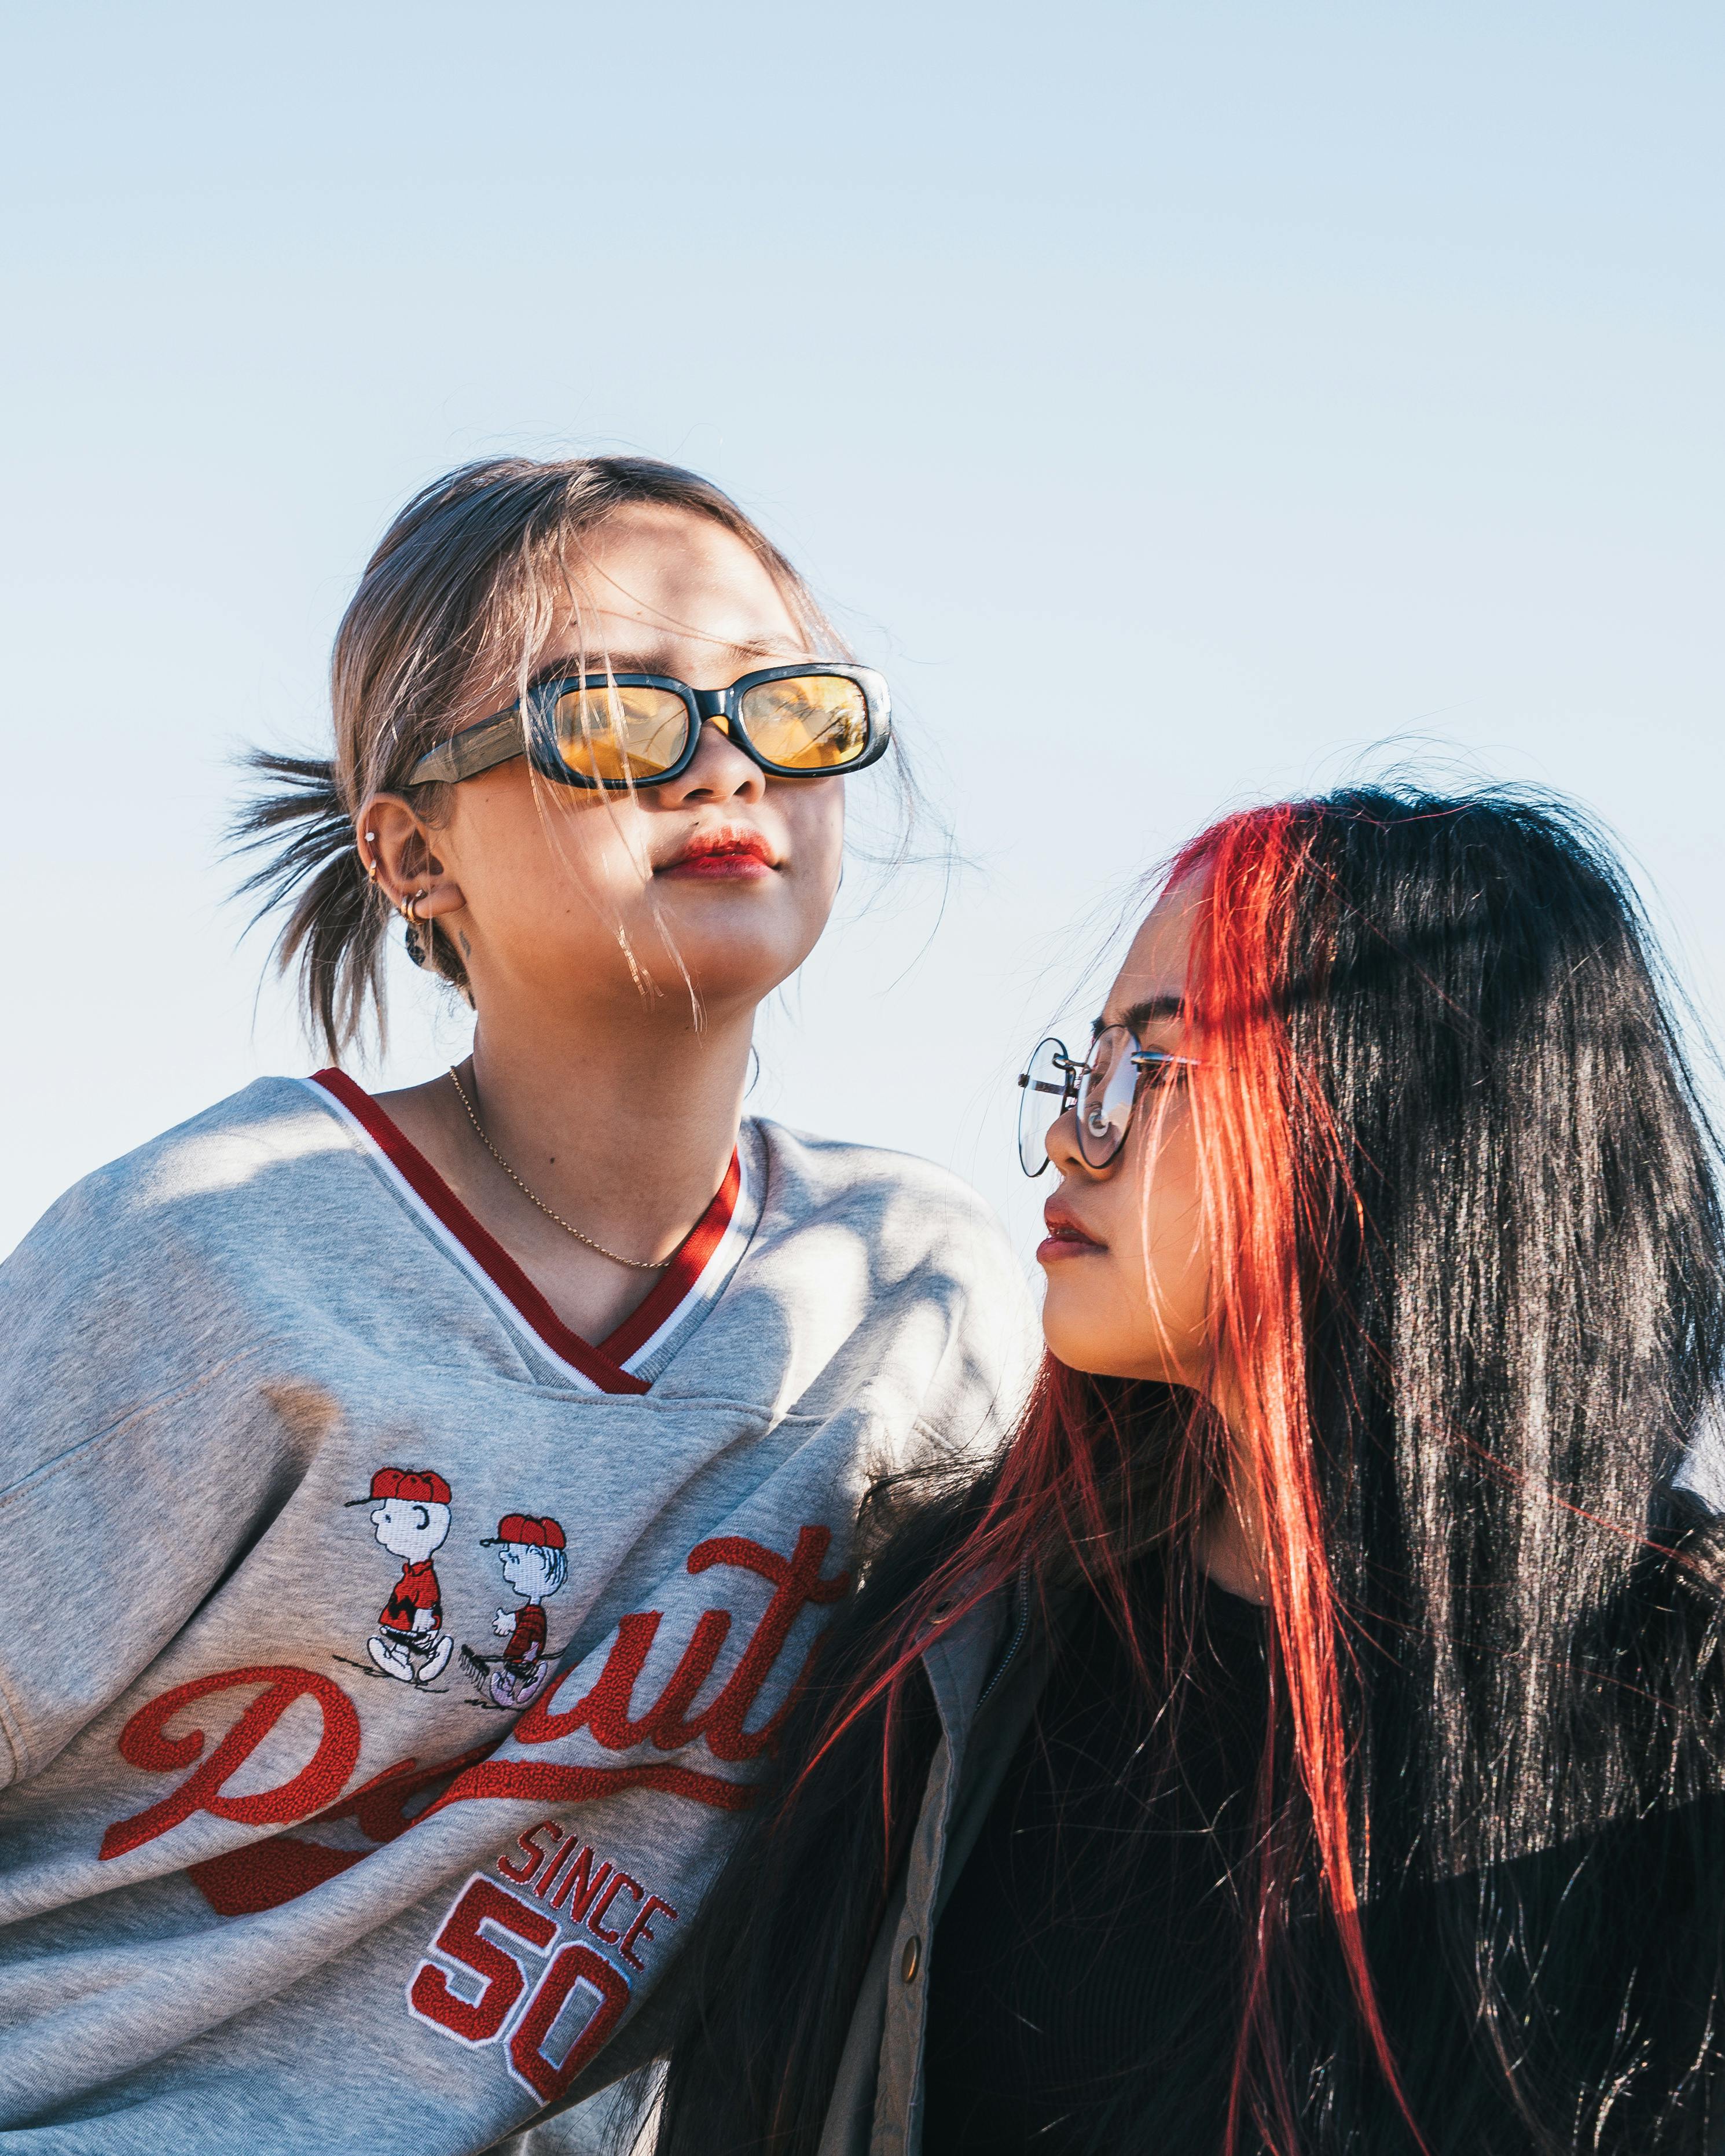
[0, 458, 1033, 2156]
[653, 786, 1725, 2156]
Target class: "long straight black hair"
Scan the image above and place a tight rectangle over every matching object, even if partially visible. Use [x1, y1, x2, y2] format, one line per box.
[656, 785, 1725, 2155]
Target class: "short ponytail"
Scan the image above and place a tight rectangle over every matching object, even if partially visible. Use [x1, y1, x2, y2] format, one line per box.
[230, 454, 854, 1060]
[229, 752, 394, 1062]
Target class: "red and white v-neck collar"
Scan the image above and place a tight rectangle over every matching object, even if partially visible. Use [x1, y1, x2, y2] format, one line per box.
[304, 1069, 750, 1397]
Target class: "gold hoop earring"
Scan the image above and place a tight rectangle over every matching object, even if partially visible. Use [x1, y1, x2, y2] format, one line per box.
[402, 890, 431, 969]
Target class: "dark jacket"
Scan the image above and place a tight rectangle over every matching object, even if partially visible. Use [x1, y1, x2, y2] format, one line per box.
[549, 1574, 1052, 2156]
[814, 1572, 1053, 2156]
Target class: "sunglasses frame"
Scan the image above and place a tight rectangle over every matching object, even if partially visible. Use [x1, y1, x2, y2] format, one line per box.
[407, 662, 892, 790]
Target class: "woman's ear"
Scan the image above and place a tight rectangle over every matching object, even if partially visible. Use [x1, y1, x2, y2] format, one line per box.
[357, 794, 467, 923]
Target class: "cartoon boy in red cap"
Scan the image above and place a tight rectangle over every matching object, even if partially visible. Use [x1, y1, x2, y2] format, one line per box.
[346, 1467, 454, 1685]
[461, 1513, 567, 1707]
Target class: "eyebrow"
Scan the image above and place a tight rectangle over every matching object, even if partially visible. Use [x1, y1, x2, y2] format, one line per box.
[1109, 994, 1186, 1031]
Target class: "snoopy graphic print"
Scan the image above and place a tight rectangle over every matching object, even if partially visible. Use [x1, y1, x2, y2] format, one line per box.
[350, 1467, 457, 1687]
[0, 1074, 1037, 2156]
[461, 1514, 569, 1709]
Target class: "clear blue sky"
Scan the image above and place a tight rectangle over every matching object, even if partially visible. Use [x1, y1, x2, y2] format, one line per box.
[3, 1, 1722, 1263]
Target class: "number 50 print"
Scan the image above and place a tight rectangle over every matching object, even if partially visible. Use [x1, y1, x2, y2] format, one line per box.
[408, 1874, 632, 2102]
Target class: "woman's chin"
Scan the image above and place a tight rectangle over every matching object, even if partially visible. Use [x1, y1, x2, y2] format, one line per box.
[1040, 1294, 1190, 1385]
[1042, 1318, 1150, 1383]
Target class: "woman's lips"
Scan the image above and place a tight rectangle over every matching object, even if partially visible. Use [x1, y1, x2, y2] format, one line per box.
[658, 827, 778, 881]
[1038, 1203, 1105, 1265]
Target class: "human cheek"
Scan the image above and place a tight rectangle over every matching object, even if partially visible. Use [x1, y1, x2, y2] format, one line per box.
[534, 798, 656, 908]
[1040, 1127, 1203, 1380]
[1039, 1241, 1163, 1378]
[465, 784, 649, 918]
[1137, 1113, 1209, 1371]
[778, 780, 844, 899]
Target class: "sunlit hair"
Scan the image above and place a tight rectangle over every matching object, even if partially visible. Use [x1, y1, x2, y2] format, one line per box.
[1168, 803, 1409, 2147]
[657, 785, 1725, 2156]
[227, 454, 882, 1057]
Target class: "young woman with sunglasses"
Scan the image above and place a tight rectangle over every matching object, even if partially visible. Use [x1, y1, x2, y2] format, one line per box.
[654, 786, 1725, 2156]
[0, 458, 1032, 2156]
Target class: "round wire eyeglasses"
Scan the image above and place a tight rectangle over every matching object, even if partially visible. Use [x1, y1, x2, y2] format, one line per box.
[1016, 1025, 1201, 1177]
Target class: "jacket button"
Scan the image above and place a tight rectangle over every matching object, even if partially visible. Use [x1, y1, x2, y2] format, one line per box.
[901, 1936, 922, 1982]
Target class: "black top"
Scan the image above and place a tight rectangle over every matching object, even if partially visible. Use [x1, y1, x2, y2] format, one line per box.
[922, 1563, 1269, 2156]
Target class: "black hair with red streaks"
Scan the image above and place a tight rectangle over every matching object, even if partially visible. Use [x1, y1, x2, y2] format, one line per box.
[655, 785, 1725, 2155]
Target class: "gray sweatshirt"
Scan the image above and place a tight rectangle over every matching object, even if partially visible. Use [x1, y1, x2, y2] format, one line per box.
[0, 1074, 1035, 2154]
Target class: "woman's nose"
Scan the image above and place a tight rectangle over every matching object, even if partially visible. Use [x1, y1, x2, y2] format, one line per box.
[1044, 1104, 1115, 1181]
[654, 717, 765, 805]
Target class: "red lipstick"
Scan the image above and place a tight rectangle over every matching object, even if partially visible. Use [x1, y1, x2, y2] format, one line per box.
[658, 825, 777, 881]
[1037, 1196, 1106, 1266]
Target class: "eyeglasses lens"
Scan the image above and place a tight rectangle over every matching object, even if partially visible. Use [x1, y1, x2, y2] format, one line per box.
[551, 684, 692, 783]
[737, 675, 871, 770]
[1076, 1026, 1138, 1168]
[1017, 1037, 1072, 1177]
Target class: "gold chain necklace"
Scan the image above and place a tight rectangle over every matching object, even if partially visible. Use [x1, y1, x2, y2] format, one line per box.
[446, 1066, 669, 1272]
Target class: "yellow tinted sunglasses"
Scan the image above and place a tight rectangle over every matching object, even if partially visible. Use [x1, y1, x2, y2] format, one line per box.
[409, 663, 890, 791]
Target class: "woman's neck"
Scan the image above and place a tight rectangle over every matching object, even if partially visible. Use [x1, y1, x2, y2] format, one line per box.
[471, 995, 751, 1240]
[369, 991, 754, 1345]
[1193, 1405, 1272, 1605]
[1194, 1502, 1271, 1604]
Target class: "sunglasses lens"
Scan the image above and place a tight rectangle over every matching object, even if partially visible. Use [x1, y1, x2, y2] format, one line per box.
[737, 675, 871, 771]
[1017, 1037, 1070, 1176]
[550, 684, 692, 783]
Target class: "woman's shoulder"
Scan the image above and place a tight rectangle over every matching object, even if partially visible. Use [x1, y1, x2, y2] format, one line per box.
[750, 1117, 1018, 1266]
[746, 1122, 1038, 1413]
[0, 1079, 373, 1487]
[5, 1075, 362, 1280]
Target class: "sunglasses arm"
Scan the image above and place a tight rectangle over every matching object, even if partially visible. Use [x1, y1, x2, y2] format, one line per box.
[408, 707, 528, 787]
